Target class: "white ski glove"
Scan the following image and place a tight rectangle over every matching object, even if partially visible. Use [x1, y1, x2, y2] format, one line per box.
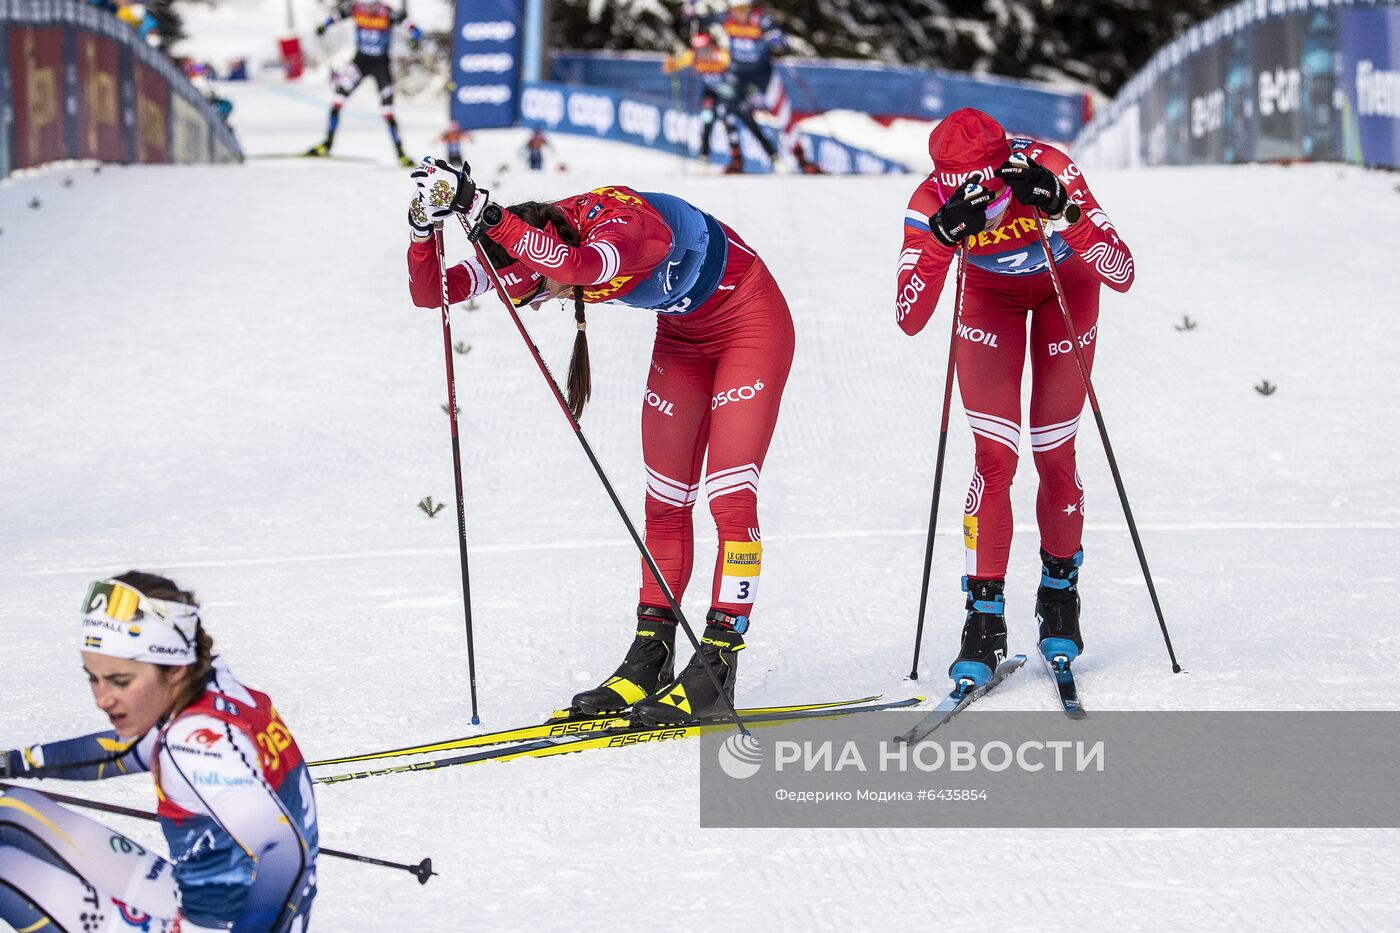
[412, 156, 491, 226]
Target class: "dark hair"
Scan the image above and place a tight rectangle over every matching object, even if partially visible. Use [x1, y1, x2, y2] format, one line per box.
[112, 570, 215, 715]
[482, 201, 591, 419]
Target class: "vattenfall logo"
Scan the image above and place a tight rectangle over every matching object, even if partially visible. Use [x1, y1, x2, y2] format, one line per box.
[717, 738, 1105, 778]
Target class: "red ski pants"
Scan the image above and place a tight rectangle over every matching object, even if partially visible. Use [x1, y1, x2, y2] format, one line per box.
[957, 257, 1101, 580]
[639, 247, 795, 622]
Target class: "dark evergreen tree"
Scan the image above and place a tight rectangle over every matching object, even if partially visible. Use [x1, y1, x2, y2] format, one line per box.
[548, 0, 1235, 95]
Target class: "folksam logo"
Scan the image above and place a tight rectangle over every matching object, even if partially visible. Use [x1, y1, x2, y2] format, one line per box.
[717, 732, 764, 780]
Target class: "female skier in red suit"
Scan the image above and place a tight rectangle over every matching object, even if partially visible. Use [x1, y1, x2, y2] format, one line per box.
[895, 108, 1135, 689]
[407, 161, 794, 724]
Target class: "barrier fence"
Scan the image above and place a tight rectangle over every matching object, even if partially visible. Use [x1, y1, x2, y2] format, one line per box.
[1074, 0, 1400, 170]
[517, 80, 909, 175]
[1, 0, 241, 179]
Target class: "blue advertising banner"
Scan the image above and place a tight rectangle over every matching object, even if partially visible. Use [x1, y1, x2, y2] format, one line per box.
[1340, 6, 1400, 166]
[517, 80, 907, 175]
[450, 0, 523, 130]
[1076, 0, 1400, 170]
[550, 52, 1088, 142]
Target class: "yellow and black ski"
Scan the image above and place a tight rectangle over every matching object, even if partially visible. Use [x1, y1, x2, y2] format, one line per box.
[313, 696, 923, 785]
[307, 695, 883, 768]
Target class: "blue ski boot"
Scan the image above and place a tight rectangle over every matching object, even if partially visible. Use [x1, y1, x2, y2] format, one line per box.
[1037, 548, 1083, 669]
[949, 577, 1007, 692]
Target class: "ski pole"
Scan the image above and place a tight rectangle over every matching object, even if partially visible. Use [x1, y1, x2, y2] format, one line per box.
[908, 247, 968, 681]
[454, 211, 753, 737]
[436, 225, 483, 724]
[779, 62, 842, 147]
[1032, 214, 1182, 673]
[0, 782, 437, 885]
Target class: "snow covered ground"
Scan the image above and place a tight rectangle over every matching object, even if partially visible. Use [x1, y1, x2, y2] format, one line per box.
[3, 77, 1400, 931]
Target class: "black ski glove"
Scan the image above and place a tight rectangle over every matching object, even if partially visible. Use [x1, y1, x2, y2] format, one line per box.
[996, 153, 1069, 217]
[930, 175, 996, 248]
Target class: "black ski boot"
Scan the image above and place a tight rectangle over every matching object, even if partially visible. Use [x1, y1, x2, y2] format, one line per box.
[1036, 549, 1083, 666]
[569, 606, 676, 716]
[948, 577, 1007, 691]
[305, 139, 331, 157]
[631, 610, 746, 725]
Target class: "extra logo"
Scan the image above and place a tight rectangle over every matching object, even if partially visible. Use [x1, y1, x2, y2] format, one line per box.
[184, 727, 223, 749]
[711, 380, 764, 410]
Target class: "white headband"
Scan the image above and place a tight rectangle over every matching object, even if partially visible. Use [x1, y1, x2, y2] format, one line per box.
[79, 579, 200, 666]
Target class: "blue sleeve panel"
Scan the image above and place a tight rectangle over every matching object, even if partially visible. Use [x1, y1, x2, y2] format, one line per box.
[5, 731, 148, 781]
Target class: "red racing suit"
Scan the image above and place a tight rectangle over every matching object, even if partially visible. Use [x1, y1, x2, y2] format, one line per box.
[896, 138, 1134, 580]
[408, 186, 795, 624]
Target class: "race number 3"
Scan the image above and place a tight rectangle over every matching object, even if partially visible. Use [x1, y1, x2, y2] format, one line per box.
[718, 540, 761, 604]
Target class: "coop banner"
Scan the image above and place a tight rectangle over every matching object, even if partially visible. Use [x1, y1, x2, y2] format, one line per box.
[450, 0, 523, 129]
[518, 81, 908, 175]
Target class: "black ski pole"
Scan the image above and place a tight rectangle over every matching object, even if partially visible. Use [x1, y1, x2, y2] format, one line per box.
[1033, 214, 1182, 673]
[908, 247, 968, 681]
[436, 225, 483, 724]
[455, 211, 753, 737]
[779, 62, 842, 147]
[0, 782, 437, 885]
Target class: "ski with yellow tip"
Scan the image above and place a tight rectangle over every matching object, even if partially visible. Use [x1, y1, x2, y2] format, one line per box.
[307, 695, 883, 768]
[313, 696, 923, 784]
